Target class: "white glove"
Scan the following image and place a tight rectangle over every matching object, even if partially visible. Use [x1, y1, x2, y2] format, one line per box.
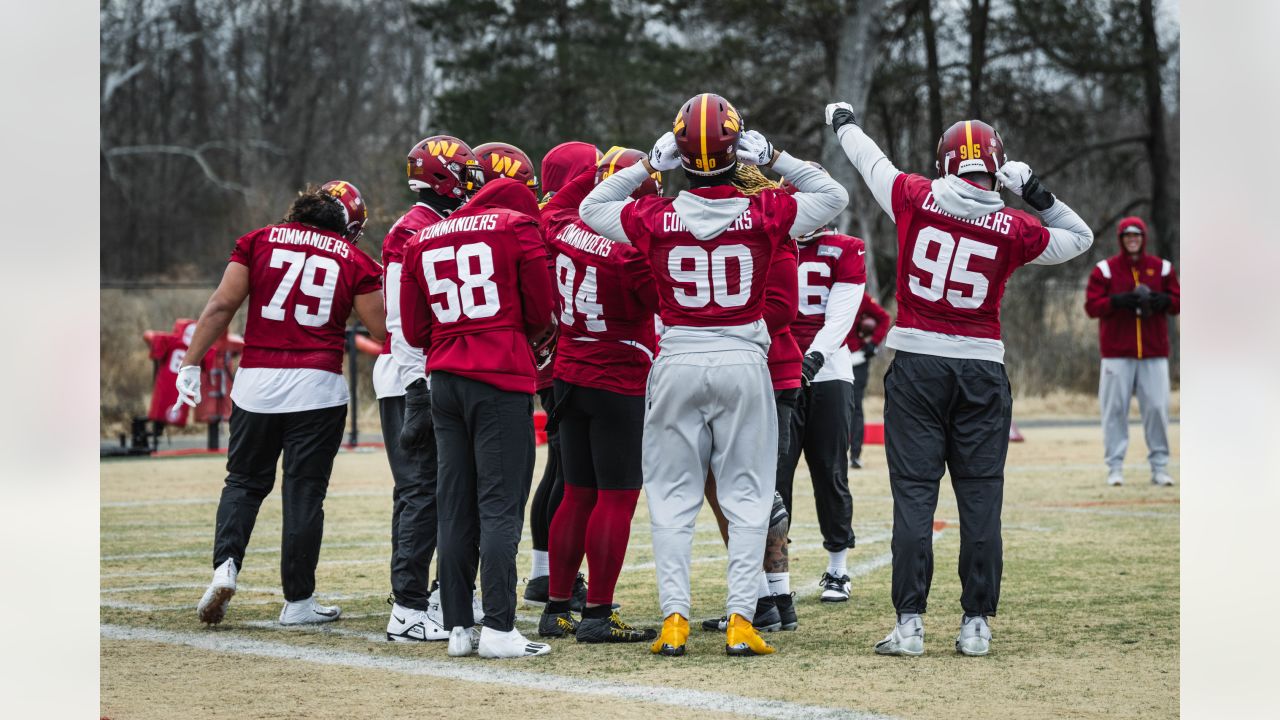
[736, 130, 774, 166]
[648, 131, 681, 172]
[175, 365, 202, 408]
[996, 160, 1033, 197]
[825, 102, 855, 126]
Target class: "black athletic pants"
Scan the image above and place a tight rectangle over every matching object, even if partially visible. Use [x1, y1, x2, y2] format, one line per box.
[554, 380, 644, 490]
[884, 351, 1011, 617]
[849, 361, 870, 460]
[213, 402, 346, 602]
[529, 386, 565, 551]
[776, 379, 855, 552]
[775, 388, 800, 459]
[379, 395, 439, 611]
[432, 371, 535, 631]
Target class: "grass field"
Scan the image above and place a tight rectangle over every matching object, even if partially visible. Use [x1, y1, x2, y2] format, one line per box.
[100, 423, 1178, 720]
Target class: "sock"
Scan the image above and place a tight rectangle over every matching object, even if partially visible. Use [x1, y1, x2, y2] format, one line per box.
[545, 599, 571, 614]
[756, 571, 772, 599]
[582, 604, 611, 620]
[583, 488, 641, 606]
[766, 572, 790, 596]
[827, 549, 848, 576]
[548, 485, 596, 599]
[531, 550, 549, 579]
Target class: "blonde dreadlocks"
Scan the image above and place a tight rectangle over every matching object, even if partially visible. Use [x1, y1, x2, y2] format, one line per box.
[731, 164, 779, 196]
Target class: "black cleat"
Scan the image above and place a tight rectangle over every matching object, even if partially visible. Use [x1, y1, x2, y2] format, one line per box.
[819, 572, 852, 603]
[773, 592, 798, 630]
[850, 456, 863, 469]
[576, 611, 658, 644]
[524, 575, 549, 606]
[570, 573, 587, 612]
[537, 608, 578, 638]
[701, 598, 782, 633]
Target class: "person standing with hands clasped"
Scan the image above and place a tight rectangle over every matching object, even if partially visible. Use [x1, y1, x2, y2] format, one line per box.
[1084, 217, 1179, 487]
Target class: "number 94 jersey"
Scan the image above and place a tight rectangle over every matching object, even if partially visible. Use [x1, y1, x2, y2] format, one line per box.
[889, 173, 1049, 361]
[230, 222, 383, 373]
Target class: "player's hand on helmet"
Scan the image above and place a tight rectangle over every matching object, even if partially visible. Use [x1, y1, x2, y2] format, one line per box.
[648, 132, 682, 172]
[174, 365, 202, 408]
[399, 378, 434, 451]
[736, 130, 775, 166]
[825, 102, 858, 133]
[996, 160, 1055, 211]
[801, 351, 825, 388]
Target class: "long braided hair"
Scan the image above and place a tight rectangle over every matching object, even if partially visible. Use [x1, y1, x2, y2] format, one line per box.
[731, 164, 779, 196]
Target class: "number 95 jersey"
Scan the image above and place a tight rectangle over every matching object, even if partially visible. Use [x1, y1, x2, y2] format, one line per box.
[231, 222, 383, 373]
[889, 173, 1049, 362]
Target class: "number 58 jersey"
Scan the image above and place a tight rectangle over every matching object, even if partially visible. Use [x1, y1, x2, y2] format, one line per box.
[888, 173, 1050, 362]
[231, 222, 383, 374]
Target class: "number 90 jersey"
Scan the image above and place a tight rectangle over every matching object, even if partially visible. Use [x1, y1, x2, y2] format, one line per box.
[230, 222, 383, 373]
[889, 173, 1049, 358]
[618, 188, 798, 329]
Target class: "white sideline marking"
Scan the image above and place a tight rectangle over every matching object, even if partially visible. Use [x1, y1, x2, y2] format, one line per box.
[1033, 507, 1177, 519]
[102, 489, 390, 509]
[102, 540, 391, 562]
[101, 592, 388, 613]
[101, 624, 894, 719]
[793, 529, 945, 601]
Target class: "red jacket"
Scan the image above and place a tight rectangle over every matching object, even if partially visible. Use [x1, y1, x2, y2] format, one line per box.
[1084, 216, 1180, 359]
[845, 294, 891, 350]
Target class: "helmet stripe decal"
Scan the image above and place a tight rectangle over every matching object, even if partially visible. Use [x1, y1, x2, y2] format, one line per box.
[699, 93, 710, 173]
[964, 121, 974, 160]
[608, 148, 622, 177]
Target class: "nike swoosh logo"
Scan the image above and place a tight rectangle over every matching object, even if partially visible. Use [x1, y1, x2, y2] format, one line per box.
[392, 614, 405, 623]
[316, 608, 338, 616]
[858, 249, 866, 255]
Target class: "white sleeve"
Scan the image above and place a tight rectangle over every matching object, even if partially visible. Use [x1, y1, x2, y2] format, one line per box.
[771, 151, 848, 238]
[835, 124, 902, 219]
[384, 262, 427, 387]
[804, 281, 864, 359]
[580, 163, 649, 244]
[1027, 199, 1095, 266]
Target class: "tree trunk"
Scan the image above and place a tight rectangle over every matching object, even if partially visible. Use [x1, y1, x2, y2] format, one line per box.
[1139, 0, 1174, 263]
[821, 0, 887, 296]
[920, 0, 944, 143]
[968, 0, 991, 118]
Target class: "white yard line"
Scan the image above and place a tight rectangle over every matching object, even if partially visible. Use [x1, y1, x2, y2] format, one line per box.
[794, 529, 944, 600]
[101, 623, 895, 720]
[101, 592, 389, 613]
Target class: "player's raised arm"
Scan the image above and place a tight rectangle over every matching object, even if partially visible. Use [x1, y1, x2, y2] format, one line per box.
[996, 160, 1095, 265]
[825, 102, 902, 219]
[753, 136, 848, 238]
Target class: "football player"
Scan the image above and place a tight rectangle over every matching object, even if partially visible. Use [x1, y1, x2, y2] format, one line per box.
[826, 102, 1093, 656]
[846, 294, 891, 469]
[535, 147, 660, 644]
[184, 181, 386, 627]
[775, 164, 867, 604]
[524, 141, 601, 609]
[580, 93, 847, 656]
[381, 136, 484, 643]
[400, 177, 556, 659]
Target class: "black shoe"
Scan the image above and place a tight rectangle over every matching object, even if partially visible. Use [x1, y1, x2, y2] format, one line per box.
[570, 573, 587, 612]
[753, 596, 782, 632]
[850, 456, 863, 469]
[576, 611, 657, 643]
[523, 575, 549, 605]
[538, 608, 578, 638]
[701, 616, 727, 631]
[773, 592, 798, 630]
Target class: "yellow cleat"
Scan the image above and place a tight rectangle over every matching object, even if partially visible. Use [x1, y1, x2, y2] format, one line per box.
[649, 613, 690, 656]
[725, 613, 776, 656]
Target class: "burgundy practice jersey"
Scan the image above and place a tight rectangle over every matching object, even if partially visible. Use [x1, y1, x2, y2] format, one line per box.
[618, 186, 798, 328]
[544, 170, 657, 396]
[891, 173, 1049, 341]
[763, 237, 801, 390]
[791, 232, 868, 352]
[400, 179, 555, 394]
[380, 203, 445, 354]
[230, 222, 382, 373]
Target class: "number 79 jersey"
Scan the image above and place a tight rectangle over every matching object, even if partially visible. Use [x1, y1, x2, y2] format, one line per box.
[889, 173, 1049, 353]
[230, 222, 383, 373]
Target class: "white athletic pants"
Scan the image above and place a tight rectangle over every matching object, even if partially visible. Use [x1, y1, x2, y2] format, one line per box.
[643, 350, 777, 622]
[1099, 357, 1170, 473]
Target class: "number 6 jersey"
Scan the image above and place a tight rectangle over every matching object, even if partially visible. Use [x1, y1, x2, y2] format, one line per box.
[228, 221, 382, 412]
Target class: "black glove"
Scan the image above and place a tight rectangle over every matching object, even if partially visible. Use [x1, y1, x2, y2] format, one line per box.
[1148, 291, 1172, 313]
[830, 107, 858, 135]
[1018, 174, 1055, 212]
[801, 351, 825, 387]
[399, 378, 433, 451]
[862, 342, 877, 359]
[1110, 292, 1141, 311]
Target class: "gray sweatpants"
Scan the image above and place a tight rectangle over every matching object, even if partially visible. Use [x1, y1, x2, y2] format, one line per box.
[1099, 357, 1170, 473]
[643, 349, 777, 622]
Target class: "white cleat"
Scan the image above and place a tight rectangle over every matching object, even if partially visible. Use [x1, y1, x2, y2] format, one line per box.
[1151, 472, 1175, 487]
[1107, 470, 1124, 487]
[819, 572, 852, 602]
[472, 592, 485, 625]
[447, 626, 480, 657]
[279, 596, 341, 625]
[386, 603, 449, 642]
[427, 586, 445, 629]
[477, 627, 551, 659]
[875, 614, 924, 656]
[956, 615, 992, 656]
[197, 558, 238, 625]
